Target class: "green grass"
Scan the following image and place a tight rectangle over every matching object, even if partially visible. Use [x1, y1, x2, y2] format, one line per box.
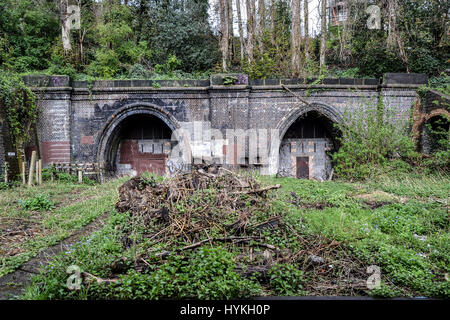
[14, 171, 450, 299]
[261, 173, 449, 297]
[0, 177, 128, 277]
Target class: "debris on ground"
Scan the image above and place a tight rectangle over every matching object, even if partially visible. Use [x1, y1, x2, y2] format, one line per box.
[111, 165, 380, 296]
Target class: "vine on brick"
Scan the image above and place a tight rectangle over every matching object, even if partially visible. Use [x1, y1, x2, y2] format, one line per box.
[0, 72, 37, 174]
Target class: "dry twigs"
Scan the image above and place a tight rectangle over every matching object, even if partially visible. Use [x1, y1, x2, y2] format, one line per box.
[111, 165, 374, 296]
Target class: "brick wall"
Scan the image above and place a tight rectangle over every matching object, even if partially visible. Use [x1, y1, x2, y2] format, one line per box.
[9, 73, 425, 178]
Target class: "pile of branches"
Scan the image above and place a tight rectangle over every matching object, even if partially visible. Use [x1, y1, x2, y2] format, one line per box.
[111, 165, 378, 296]
[115, 165, 281, 244]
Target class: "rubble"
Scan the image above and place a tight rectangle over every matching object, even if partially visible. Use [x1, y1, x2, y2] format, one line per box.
[111, 165, 374, 295]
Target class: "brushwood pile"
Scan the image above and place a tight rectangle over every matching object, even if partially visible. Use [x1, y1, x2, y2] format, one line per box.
[110, 165, 371, 296]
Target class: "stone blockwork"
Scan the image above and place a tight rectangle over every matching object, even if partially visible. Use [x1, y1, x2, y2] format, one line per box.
[279, 139, 333, 181]
[0, 73, 426, 179]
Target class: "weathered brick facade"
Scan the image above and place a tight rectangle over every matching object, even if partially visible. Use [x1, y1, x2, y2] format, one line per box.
[0, 73, 427, 179]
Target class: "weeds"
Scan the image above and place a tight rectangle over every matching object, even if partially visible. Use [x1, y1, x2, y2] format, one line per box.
[18, 194, 55, 211]
[14, 169, 450, 299]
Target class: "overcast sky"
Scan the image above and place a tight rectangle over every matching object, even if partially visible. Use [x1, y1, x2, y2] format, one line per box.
[209, 0, 322, 37]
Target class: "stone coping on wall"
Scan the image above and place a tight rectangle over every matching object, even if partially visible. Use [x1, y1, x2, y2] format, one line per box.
[22, 73, 428, 90]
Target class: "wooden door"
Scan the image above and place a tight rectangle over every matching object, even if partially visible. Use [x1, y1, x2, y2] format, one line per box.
[296, 157, 309, 179]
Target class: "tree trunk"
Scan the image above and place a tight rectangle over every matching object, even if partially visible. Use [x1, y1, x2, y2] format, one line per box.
[14, 137, 24, 183]
[228, 0, 234, 64]
[236, 0, 246, 61]
[319, 0, 327, 69]
[304, 0, 310, 59]
[257, 0, 265, 53]
[246, 0, 255, 64]
[219, 0, 230, 71]
[291, 0, 301, 76]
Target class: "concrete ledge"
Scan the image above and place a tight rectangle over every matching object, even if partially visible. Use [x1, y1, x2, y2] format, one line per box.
[249, 78, 380, 86]
[71, 86, 210, 93]
[383, 73, 428, 85]
[250, 84, 379, 90]
[23, 73, 429, 89]
[23, 75, 71, 87]
[72, 79, 210, 88]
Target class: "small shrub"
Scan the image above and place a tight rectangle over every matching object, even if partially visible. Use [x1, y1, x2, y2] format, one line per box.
[18, 194, 56, 211]
[0, 181, 10, 190]
[223, 75, 237, 85]
[154, 54, 181, 76]
[267, 263, 305, 296]
[152, 81, 161, 89]
[332, 100, 419, 180]
[127, 63, 152, 79]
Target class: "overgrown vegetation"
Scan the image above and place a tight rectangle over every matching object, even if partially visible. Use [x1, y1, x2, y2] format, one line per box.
[0, 177, 127, 277]
[0, 72, 37, 175]
[0, 0, 447, 79]
[18, 194, 56, 211]
[331, 95, 448, 181]
[18, 169, 449, 300]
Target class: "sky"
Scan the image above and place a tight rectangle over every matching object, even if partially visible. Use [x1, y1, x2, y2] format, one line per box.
[208, 0, 322, 37]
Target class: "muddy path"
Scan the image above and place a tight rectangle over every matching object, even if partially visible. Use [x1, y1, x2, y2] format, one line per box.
[0, 212, 110, 300]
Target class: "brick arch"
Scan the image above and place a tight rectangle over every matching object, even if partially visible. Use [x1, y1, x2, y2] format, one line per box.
[265, 103, 343, 175]
[96, 103, 191, 172]
[277, 102, 344, 141]
[412, 107, 450, 144]
[423, 109, 450, 123]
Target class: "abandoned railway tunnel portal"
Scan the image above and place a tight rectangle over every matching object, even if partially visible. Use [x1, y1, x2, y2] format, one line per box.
[0, 73, 430, 179]
[96, 104, 187, 176]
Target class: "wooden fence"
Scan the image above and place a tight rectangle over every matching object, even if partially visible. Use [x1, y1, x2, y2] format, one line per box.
[50, 162, 106, 183]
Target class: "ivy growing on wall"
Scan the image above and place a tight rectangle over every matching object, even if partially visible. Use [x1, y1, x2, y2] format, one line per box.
[0, 72, 37, 174]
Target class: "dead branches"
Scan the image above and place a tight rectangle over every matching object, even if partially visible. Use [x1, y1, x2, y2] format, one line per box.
[115, 165, 282, 243]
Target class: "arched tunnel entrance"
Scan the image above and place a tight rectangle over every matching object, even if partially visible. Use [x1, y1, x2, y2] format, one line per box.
[422, 114, 449, 155]
[104, 114, 174, 176]
[278, 110, 340, 180]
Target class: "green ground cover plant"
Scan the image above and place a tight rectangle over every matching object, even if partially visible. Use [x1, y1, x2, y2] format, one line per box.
[18, 170, 449, 300]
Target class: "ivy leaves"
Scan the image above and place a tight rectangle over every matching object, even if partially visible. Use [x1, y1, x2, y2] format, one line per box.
[0, 72, 36, 142]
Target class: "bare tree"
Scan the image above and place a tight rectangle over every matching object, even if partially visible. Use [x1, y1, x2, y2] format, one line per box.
[291, 0, 301, 76]
[228, 0, 234, 64]
[319, 0, 327, 69]
[257, 0, 266, 53]
[270, 0, 276, 47]
[246, 0, 255, 64]
[219, 0, 230, 71]
[385, 0, 409, 72]
[236, 0, 246, 61]
[304, 0, 310, 59]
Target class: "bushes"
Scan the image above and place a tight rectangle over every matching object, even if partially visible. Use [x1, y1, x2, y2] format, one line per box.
[109, 247, 262, 300]
[332, 101, 419, 180]
[267, 264, 305, 296]
[356, 45, 404, 79]
[18, 194, 56, 211]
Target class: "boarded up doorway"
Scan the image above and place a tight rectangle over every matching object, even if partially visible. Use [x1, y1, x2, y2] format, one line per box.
[110, 114, 173, 176]
[296, 157, 309, 179]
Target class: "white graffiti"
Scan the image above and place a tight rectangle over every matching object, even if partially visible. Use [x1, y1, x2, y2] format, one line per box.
[168, 122, 281, 167]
